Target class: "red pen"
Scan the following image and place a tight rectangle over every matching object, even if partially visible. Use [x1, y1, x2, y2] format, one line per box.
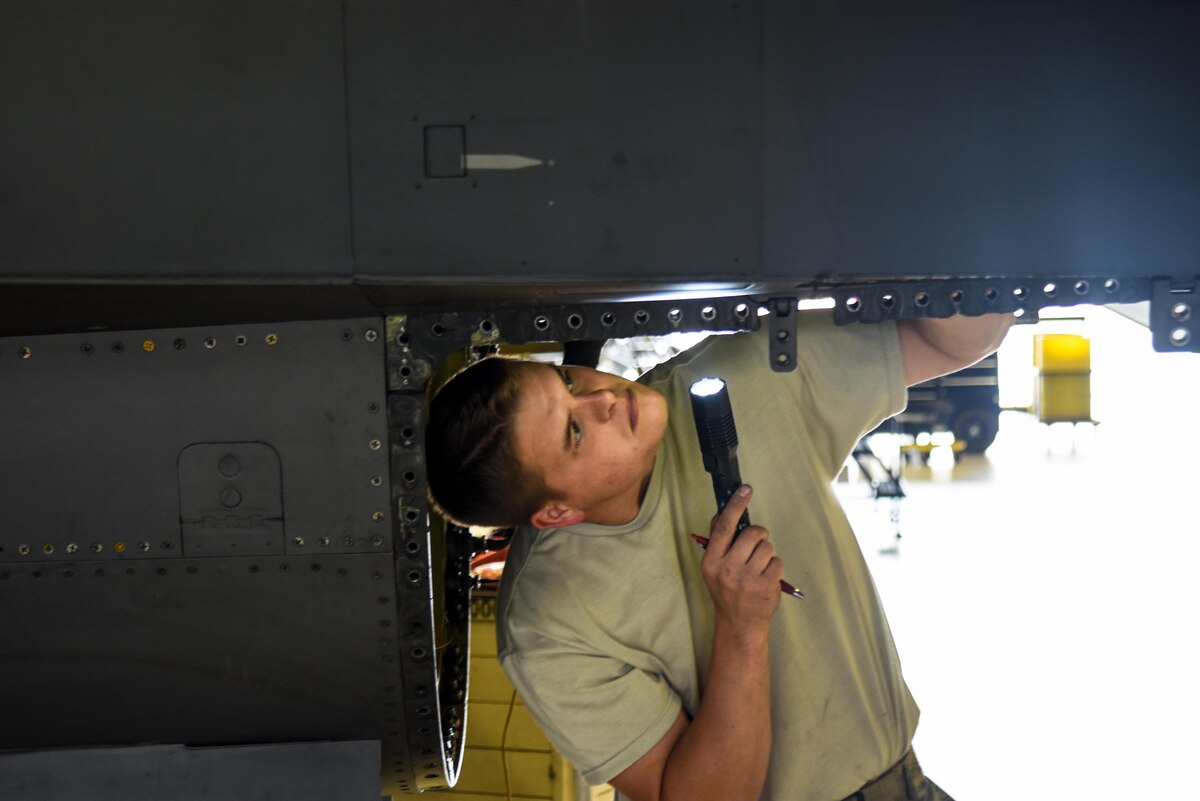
[689, 533, 805, 599]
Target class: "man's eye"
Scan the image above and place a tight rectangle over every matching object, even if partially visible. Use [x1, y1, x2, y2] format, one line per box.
[570, 419, 582, 448]
[560, 369, 575, 391]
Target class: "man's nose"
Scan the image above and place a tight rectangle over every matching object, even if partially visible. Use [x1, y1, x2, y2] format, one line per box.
[581, 389, 617, 422]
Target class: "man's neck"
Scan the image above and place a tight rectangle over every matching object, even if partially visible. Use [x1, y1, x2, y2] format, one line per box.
[581, 457, 656, 527]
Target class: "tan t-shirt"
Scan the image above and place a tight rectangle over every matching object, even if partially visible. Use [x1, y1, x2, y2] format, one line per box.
[498, 312, 915, 801]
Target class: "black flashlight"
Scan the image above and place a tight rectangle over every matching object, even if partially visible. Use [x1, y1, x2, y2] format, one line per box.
[690, 377, 751, 535]
[690, 376, 805, 599]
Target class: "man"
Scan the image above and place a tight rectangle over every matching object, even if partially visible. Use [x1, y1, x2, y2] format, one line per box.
[426, 310, 1012, 801]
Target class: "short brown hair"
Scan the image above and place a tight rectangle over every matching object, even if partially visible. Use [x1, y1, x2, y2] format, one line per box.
[425, 357, 556, 527]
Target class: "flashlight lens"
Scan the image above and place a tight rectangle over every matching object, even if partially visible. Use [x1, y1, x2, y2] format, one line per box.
[690, 377, 726, 398]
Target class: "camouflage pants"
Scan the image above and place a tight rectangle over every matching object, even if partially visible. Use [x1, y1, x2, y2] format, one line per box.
[844, 750, 956, 801]
[922, 777, 957, 801]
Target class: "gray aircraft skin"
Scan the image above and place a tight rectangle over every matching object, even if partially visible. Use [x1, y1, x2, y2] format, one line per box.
[2, 2, 1198, 798]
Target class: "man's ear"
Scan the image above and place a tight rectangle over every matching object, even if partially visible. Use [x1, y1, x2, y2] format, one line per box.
[530, 501, 585, 530]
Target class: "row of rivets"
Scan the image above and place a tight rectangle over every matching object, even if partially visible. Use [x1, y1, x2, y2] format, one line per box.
[3, 540, 173, 556]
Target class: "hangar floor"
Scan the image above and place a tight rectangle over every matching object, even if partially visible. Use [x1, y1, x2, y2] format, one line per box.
[837, 308, 1200, 801]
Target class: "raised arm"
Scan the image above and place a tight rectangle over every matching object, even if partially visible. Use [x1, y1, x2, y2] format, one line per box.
[610, 486, 781, 801]
[897, 313, 1014, 387]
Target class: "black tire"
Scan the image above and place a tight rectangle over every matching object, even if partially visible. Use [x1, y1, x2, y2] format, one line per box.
[952, 406, 999, 453]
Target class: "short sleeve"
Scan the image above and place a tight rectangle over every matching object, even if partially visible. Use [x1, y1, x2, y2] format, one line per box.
[501, 643, 682, 785]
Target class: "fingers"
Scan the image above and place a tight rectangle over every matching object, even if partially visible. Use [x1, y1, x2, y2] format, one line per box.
[706, 484, 752, 554]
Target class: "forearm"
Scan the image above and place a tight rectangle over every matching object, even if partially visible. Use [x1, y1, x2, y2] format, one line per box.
[898, 313, 1014, 384]
[906, 313, 1013, 366]
[660, 620, 772, 801]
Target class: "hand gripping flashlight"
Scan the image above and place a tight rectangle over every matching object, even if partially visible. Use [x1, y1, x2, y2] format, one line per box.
[689, 377, 805, 599]
[689, 377, 751, 534]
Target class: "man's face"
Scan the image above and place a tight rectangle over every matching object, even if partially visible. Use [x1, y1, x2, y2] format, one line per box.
[510, 362, 668, 527]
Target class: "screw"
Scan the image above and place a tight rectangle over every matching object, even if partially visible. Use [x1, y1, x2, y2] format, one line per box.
[373, 511, 384, 521]
[293, 537, 306, 547]
[371, 476, 383, 487]
[91, 543, 103, 553]
[138, 541, 151, 552]
[319, 537, 331, 547]
[371, 536, 384, 547]
[142, 340, 155, 352]
[19, 347, 32, 359]
[204, 337, 217, 349]
[369, 439, 382, 451]
[265, 334, 278, 346]
[365, 329, 378, 342]
[66, 543, 79, 554]
[18, 545, 30, 555]
[344, 536, 356, 546]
